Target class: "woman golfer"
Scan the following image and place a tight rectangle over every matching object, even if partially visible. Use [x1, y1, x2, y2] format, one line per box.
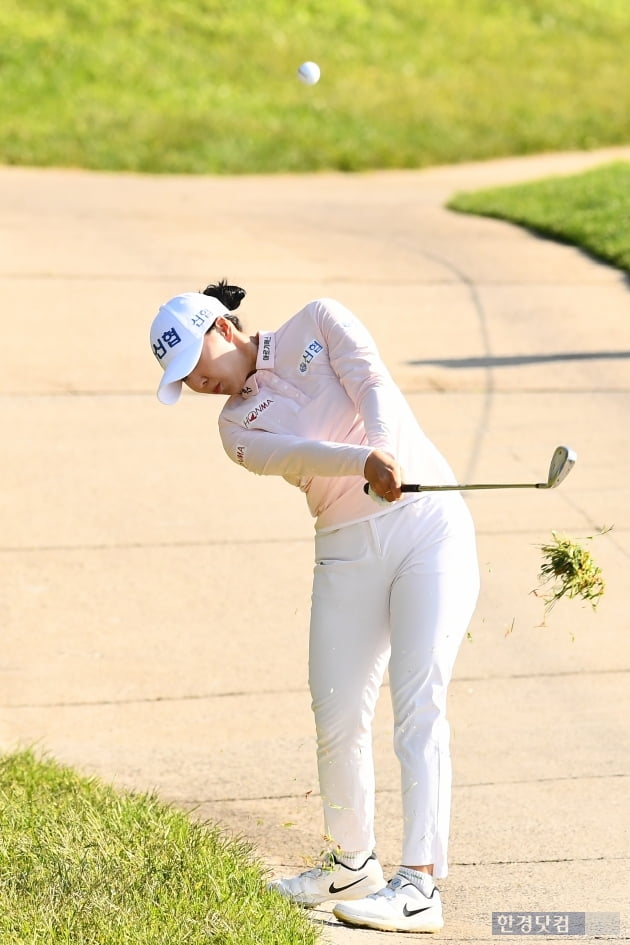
[149, 282, 479, 933]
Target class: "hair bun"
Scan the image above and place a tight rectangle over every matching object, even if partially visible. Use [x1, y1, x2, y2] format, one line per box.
[202, 279, 246, 311]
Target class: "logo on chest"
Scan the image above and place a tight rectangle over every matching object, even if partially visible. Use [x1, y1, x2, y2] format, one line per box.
[299, 339, 324, 373]
[242, 397, 274, 427]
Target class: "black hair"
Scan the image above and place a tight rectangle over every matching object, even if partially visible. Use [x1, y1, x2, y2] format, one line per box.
[202, 279, 246, 331]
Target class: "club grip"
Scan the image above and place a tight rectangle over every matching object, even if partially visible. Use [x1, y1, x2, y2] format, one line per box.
[363, 483, 419, 495]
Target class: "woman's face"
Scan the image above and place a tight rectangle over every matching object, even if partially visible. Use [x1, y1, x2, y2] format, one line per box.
[183, 318, 255, 397]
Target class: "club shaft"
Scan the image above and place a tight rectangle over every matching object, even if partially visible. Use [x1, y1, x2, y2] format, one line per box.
[400, 482, 547, 492]
[363, 445, 574, 497]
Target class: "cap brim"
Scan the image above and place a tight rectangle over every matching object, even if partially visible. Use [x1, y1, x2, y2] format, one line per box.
[156, 339, 203, 405]
[157, 379, 185, 405]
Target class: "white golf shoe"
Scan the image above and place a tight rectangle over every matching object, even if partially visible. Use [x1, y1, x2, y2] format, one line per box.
[267, 852, 385, 908]
[333, 871, 444, 932]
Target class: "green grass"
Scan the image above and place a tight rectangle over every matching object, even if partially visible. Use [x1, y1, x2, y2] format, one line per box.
[447, 161, 630, 274]
[1, 0, 630, 173]
[0, 750, 318, 945]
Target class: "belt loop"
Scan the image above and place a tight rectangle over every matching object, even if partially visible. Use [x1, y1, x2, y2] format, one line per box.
[368, 515, 382, 556]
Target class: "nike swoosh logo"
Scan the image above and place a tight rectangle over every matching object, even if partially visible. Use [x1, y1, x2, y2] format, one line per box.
[403, 904, 433, 917]
[329, 875, 368, 894]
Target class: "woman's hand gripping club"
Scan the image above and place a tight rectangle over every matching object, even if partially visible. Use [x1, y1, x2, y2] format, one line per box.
[363, 449, 403, 505]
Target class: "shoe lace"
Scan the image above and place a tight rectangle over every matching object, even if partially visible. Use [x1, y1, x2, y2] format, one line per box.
[300, 865, 327, 880]
[368, 874, 405, 901]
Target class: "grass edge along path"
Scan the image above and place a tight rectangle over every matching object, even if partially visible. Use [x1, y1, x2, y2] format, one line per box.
[447, 161, 630, 276]
[0, 749, 318, 945]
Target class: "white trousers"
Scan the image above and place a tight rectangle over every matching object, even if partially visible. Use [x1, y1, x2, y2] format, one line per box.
[309, 494, 479, 878]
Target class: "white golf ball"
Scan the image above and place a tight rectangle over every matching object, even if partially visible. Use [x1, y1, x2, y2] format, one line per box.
[297, 61, 321, 85]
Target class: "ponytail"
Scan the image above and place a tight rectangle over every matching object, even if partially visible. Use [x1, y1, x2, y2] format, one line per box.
[202, 279, 246, 331]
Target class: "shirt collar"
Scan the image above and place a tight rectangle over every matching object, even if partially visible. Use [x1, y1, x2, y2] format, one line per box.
[239, 377, 259, 399]
[239, 332, 274, 400]
[256, 332, 275, 369]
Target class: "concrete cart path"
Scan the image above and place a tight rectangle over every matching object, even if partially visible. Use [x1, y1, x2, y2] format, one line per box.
[1, 146, 629, 943]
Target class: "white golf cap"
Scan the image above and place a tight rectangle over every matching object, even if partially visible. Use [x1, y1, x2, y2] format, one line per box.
[149, 293, 230, 405]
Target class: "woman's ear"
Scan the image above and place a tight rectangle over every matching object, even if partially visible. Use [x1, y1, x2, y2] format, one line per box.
[215, 316, 233, 341]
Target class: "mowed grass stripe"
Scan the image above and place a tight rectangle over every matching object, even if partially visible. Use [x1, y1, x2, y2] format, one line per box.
[1, 0, 630, 173]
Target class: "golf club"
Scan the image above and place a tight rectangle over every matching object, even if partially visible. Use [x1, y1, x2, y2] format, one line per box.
[364, 445, 577, 496]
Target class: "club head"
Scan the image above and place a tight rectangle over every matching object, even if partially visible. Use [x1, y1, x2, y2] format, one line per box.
[546, 445, 577, 488]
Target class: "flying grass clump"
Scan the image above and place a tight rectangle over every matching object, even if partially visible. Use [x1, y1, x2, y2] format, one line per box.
[535, 529, 609, 617]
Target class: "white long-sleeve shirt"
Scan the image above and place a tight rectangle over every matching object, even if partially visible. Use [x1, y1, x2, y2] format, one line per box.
[219, 298, 456, 531]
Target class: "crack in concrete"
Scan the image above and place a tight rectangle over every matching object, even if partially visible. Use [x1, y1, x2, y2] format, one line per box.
[2, 667, 628, 710]
[1, 525, 627, 555]
[179, 772, 628, 807]
[2, 386, 630, 398]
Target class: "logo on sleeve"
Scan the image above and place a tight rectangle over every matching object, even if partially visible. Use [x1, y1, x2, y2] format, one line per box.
[299, 339, 323, 373]
[242, 398, 274, 428]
